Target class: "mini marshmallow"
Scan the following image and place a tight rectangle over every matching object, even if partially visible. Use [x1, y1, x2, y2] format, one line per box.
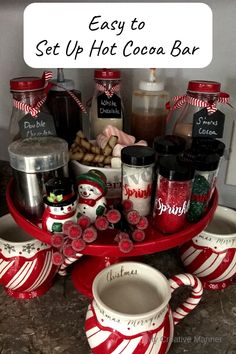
[111, 157, 122, 169]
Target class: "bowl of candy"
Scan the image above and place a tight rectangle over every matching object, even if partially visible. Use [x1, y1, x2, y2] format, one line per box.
[70, 125, 148, 202]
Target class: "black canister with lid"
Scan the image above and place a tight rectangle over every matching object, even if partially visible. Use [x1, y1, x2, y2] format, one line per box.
[121, 145, 155, 216]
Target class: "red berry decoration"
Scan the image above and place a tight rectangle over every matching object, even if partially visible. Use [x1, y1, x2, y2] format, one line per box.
[63, 244, 76, 257]
[83, 226, 98, 243]
[68, 224, 83, 240]
[118, 238, 134, 253]
[63, 220, 74, 236]
[114, 231, 130, 243]
[51, 233, 64, 248]
[132, 229, 145, 242]
[52, 252, 64, 266]
[77, 215, 91, 229]
[136, 216, 149, 230]
[106, 209, 121, 224]
[122, 199, 133, 212]
[126, 210, 141, 225]
[71, 238, 86, 252]
[95, 216, 109, 230]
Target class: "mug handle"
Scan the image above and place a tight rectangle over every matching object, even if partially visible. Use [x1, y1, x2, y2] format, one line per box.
[58, 253, 83, 276]
[169, 273, 203, 325]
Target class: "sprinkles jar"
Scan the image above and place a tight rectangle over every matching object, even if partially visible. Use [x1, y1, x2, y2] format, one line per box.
[121, 145, 155, 216]
[153, 156, 194, 233]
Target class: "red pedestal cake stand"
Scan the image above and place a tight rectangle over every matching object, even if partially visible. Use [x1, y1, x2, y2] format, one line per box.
[6, 178, 218, 298]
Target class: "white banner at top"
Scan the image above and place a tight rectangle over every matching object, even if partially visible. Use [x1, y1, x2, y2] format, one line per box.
[24, 2, 212, 68]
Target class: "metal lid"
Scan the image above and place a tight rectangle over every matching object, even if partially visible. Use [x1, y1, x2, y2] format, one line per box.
[94, 69, 121, 80]
[10, 76, 46, 92]
[187, 80, 221, 94]
[8, 137, 69, 173]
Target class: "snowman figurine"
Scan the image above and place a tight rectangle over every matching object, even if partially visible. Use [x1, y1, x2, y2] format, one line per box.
[42, 177, 77, 233]
[76, 169, 107, 222]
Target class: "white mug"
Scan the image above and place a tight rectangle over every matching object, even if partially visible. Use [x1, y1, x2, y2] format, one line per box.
[85, 261, 203, 354]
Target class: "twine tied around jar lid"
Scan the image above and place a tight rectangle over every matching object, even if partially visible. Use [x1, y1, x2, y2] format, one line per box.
[170, 92, 232, 114]
[169, 91, 232, 114]
[12, 71, 87, 117]
[96, 83, 121, 98]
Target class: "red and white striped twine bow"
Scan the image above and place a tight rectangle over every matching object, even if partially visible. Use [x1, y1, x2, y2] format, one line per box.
[171, 92, 231, 114]
[96, 83, 120, 98]
[13, 97, 47, 117]
[42, 70, 53, 82]
[13, 71, 87, 116]
[13, 71, 53, 117]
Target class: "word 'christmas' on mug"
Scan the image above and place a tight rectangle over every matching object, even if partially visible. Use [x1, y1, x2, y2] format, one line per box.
[85, 261, 203, 354]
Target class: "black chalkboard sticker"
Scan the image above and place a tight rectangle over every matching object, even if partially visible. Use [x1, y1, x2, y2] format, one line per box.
[19, 112, 57, 139]
[97, 93, 122, 119]
[192, 108, 225, 138]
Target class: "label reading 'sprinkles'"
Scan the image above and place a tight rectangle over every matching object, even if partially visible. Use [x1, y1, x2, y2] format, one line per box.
[97, 93, 122, 119]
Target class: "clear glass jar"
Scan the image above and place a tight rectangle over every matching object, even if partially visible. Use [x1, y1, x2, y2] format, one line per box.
[89, 69, 123, 139]
[121, 145, 155, 216]
[166, 80, 229, 147]
[187, 153, 220, 222]
[131, 80, 169, 146]
[9, 76, 48, 141]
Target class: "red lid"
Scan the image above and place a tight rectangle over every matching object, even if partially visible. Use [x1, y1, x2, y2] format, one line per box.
[187, 80, 221, 93]
[94, 69, 121, 80]
[10, 76, 45, 91]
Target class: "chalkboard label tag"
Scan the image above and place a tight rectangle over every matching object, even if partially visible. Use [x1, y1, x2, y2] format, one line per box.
[19, 112, 57, 139]
[97, 93, 122, 119]
[192, 108, 225, 138]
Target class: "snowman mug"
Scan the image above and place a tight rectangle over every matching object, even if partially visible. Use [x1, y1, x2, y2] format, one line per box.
[85, 262, 203, 354]
[0, 213, 57, 299]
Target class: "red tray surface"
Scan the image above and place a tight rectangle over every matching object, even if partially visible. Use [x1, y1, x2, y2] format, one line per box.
[6, 178, 218, 257]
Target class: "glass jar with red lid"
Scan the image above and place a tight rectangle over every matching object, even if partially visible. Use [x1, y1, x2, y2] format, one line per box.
[166, 80, 231, 146]
[9, 72, 51, 141]
[89, 69, 124, 139]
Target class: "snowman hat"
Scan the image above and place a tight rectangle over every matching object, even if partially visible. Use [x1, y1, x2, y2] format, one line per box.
[43, 177, 77, 207]
[77, 169, 107, 194]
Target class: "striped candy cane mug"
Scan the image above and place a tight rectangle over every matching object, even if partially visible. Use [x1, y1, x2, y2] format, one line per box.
[180, 205, 236, 290]
[0, 214, 57, 299]
[85, 261, 203, 354]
